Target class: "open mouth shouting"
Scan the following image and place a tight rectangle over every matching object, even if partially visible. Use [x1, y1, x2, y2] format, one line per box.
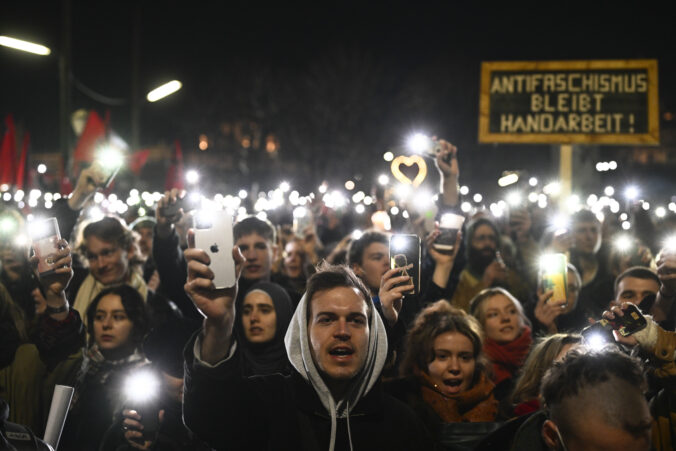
[328, 345, 355, 363]
[441, 378, 465, 395]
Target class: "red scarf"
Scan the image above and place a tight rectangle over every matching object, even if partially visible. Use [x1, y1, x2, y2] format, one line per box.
[513, 398, 541, 416]
[483, 326, 532, 385]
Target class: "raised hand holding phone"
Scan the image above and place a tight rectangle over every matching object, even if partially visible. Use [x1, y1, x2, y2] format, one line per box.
[184, 226, 244, 364]
[389, 234, 421, 296]
[378, 266, 414, 327]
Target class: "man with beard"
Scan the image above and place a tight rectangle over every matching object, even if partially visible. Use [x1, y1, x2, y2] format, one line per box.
[569, 209, 614, 320]
[449, 217, 530, 312]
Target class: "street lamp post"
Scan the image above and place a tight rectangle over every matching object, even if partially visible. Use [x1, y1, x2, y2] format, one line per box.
[1, 0, 72, 173]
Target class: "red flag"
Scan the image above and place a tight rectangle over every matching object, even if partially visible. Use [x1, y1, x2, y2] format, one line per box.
[164, 140, 184, 190]
[73, 111, 106, 164]
[0, 115, 16, 186]
[129, 149, 151, 175]
[15, 132, 29, 190]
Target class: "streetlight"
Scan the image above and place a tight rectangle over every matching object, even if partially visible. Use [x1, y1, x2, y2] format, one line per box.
[146, 80, 182, 102]
[0, 36, 51, 55]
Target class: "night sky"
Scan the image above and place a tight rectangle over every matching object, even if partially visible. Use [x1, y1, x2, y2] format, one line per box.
[2, 2, 675, 196]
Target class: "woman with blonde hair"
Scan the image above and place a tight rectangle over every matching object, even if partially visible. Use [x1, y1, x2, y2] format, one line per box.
[389, 300, 497, 430]
[469, 287, 532, 402]
[510, 333, 582, 416]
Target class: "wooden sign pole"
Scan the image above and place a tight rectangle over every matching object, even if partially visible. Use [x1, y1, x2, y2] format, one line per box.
[559, 144, 573, 209]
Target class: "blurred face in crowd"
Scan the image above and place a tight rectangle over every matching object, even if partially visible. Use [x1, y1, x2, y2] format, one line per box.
[481, 294, 523, 344]
[353, 242, 389, 293]
[572, 220, 601, 256]
[468, 224, 498, 271]
[562, 268, 582, 314]
[135, 226, 154, 258]
[427, 331, 476, 396]
[241, 290, 277, 343]
[308, 287, 370, 388]
[237, 233, 274, 281]
[93, 294, 134, 353]
[614, 276, 659, 308]
[0, 231, 29, 280]
[85, 236, 130, 285]
[283, 240, 306, 279]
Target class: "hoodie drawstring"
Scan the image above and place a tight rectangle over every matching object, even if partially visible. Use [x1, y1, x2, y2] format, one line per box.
[346, 400, 354, 451]
[329, 396, 337, 451]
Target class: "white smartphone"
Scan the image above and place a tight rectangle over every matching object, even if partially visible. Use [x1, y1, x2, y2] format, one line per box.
[434, 213, 465, 252]
[194, 210, 236, 289]
[29, 218, 61, 276]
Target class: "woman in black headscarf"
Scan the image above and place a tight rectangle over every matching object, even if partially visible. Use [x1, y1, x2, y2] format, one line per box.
[234, 281, 294, 376]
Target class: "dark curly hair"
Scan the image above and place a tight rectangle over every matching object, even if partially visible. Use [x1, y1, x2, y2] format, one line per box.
[86, 285, 150, 347]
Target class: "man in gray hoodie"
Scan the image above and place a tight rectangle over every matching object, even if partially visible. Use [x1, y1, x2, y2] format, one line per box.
[182, 238, 432, 450]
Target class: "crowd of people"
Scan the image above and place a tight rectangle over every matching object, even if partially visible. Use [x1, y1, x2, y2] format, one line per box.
[1, 140, 675, 450]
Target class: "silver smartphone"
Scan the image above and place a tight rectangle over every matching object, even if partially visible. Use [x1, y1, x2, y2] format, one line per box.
[194, 210, 236, 289]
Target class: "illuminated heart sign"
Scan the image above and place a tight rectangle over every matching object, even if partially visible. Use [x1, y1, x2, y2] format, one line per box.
[391, 155, 427, 187]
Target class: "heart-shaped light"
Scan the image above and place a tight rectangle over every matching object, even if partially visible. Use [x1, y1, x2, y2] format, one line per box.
[390, 155, 427, 187]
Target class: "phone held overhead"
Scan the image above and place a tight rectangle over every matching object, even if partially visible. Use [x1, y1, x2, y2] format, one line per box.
[194, 209, 236, 289]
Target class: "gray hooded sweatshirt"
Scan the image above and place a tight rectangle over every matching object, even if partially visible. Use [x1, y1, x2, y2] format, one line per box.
[284, 292, 388, 451]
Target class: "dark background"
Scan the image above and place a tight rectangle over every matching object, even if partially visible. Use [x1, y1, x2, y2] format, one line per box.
[1, 2, 675, 199]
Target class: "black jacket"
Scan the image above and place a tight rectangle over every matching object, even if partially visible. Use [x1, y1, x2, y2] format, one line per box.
[183, 337, 434, 451]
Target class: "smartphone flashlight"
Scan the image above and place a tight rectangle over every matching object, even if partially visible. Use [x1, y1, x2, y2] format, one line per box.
[28, 218, 61, 276]
[94, 145, 124, 188]
[581, 322, 615, 351]
[0, 216, 18, 236]
[390, 235, 409, 252]
[406, 133, 443, 160]
[614, 235, 633, 253]
[124, 369, 160, 403]
[506, 191, 523, 208]
[125, 369, 161, 441]
[97, 146, 124, 170]
[663, 235, 676, 252]
[539, 253, 568, 307]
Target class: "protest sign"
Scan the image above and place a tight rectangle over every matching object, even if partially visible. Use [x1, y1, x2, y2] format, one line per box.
[479, 60, 659, 144]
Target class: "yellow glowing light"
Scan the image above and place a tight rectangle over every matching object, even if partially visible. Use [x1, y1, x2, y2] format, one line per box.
[498, 173, 519, 187]
[146, 80, 182, 102]
[390, 155, 427, 187]
[0, 36, 51, 55]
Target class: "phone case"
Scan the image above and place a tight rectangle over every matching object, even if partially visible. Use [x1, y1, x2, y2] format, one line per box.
[389, 234, 421, 296]
[194, 210, 236, 289]
[540, 254, 568, 307]
[30, 218, 61, 276]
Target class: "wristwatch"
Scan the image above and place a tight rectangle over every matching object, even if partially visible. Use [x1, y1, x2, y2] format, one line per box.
[45, 301, 70, 315]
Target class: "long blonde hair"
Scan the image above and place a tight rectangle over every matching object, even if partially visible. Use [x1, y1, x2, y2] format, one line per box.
[511, 333, 582, 405]
[468, 287, 530, 330]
